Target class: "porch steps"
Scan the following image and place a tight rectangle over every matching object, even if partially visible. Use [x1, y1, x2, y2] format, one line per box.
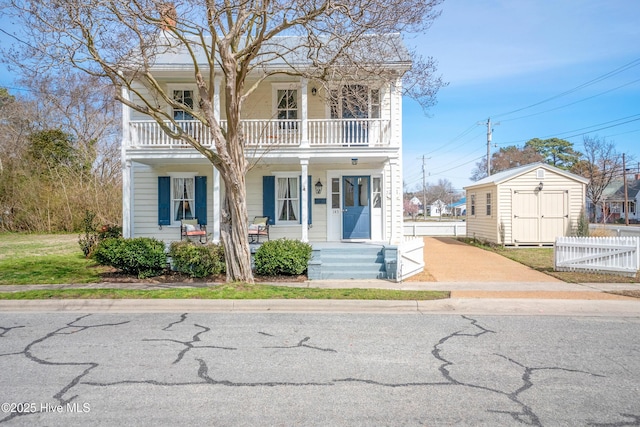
[309, 246, 388, 280]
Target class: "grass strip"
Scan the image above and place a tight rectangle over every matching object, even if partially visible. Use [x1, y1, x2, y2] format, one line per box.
[0, 284, 450, 301]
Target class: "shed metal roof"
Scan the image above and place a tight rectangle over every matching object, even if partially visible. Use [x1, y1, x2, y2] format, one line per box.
[464, 162, 589, 190]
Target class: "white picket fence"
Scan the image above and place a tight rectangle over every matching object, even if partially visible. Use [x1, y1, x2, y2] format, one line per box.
[399, 236, 425, 281]
[554, 236, 640, 277]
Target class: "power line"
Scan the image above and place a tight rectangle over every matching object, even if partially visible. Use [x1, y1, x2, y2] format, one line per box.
[491, 57, 640, 119]
[498, 77, 640, 123]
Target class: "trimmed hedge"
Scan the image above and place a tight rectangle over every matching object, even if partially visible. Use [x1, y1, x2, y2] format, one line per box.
[254, 239, 312, 276]
[168, 241, 225, 278]
[93, 237, 166, 278]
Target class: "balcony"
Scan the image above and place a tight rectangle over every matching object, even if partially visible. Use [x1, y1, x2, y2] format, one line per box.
[126, 118, 392, 149]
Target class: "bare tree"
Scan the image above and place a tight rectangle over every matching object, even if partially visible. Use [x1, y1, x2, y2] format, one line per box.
[571, 135, 621, 223]
[2, 0, 445, 282]
[470, 145, 543, 181]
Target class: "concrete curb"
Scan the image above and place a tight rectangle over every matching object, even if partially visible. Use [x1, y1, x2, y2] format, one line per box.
[0, 297, 638, 317]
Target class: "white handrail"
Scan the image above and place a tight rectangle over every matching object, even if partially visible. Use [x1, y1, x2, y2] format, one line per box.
[127, 118, 391, 148]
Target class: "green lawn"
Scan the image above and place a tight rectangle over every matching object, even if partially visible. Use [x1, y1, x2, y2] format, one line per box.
[464, 240, 640, 284]
[0, 233, 449, 301]
[0, 233, 106, 285]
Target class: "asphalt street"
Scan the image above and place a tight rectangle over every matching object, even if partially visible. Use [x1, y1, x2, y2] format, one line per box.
[0, 312, 639, 426]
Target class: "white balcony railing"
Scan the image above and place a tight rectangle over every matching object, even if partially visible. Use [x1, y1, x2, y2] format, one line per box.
[127, 118, 391, 148]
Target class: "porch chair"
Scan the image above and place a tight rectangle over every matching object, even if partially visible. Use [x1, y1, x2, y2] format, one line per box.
[248, 216, 270, 243]
[181, 219, 207, 244]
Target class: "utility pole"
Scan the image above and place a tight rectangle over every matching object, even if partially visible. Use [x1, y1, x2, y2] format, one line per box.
[484, 117, 499, 176]
[623, 153, 629, 226]
[421, 155, 430, 217]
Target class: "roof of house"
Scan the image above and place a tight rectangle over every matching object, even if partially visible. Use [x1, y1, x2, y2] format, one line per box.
[464, 162, 589, 189]
[149, 33, 411, 71]
[605, 179, 640, 200]
[448, 197, 466, 208]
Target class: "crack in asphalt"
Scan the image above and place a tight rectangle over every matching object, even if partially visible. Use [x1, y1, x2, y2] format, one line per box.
[589, 413, 640, 426]
[144, 323, 236, 364]
[161, 313, 188, 331]
[0, 325, 24, 338]
[431, 315, 608, 426]
[264, 336, 337, 353]
[0, 315, 129, 424]
[0, 314, 617, 426]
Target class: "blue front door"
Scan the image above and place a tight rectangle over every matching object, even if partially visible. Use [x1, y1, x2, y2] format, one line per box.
[342, 176, 371, 239]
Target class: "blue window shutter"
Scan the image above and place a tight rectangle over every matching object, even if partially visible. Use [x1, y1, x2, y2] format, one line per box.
[195, 176, 207, 225]
[158, 176, 171, 226]
[308, 176, 312, 224]
[263, 176, 275, 225]
[299, 176, 313, 224]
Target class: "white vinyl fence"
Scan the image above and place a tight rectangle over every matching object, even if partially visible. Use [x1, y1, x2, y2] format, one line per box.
[399, 237, 425, 281]
[554, 236, 640, 277]
[404, 221, 466, 237]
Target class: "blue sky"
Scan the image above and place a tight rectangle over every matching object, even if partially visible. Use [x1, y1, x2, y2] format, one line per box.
[402, 0, 640, 193]
[2, 1, 639, 195]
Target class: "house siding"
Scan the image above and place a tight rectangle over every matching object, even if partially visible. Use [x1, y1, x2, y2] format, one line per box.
[466, 186, 498, 242]
[131, 163, 215, 242]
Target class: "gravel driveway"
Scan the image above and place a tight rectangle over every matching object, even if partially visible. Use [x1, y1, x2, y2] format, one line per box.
[408, 237, 562, 283]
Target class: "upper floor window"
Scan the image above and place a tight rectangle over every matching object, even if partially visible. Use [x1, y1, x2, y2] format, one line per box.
[330, 85, 381, 119]
[277, 89, 298, 121]
[173, 89, 194, 121]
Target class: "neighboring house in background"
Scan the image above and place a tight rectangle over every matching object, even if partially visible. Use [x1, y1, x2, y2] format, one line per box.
[408, 196, 423, 215]
[428, 199, 447, 217]
[448, 197, 466, 217]
[464, 163, 588, 245]
[595, 175, 640, 223]
[121, 34, 420, 280]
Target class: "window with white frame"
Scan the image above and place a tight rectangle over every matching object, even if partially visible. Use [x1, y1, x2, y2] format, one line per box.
[276, 176, 299, 222]
[172, 177, 195, 222]
[470, 194, 476, 216]
[276, 88, 298, 130]
[372, 177, 382, 208]
[486, 192, 492, 216]
[172, 89, 195, 121]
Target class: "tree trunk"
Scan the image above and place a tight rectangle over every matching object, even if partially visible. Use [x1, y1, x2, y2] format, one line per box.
[219, 172, 254, 283]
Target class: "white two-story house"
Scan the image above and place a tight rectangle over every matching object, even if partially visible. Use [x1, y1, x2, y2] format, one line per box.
[120, 34, 424, 280]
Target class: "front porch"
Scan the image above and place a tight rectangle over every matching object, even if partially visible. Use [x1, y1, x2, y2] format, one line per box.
[250, 241, 398, 281]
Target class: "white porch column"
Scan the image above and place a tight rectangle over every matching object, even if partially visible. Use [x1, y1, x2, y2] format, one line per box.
[122, 160, 132, 238]
[300, 77, 309, 148]
[212, 166, 221, 243]
[300, 158, 309, 242]
[121, 86, 132, 238]
[389, 156, 402, 245]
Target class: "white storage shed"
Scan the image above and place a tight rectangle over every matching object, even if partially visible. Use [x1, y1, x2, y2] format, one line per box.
[464, 163, 588, 245]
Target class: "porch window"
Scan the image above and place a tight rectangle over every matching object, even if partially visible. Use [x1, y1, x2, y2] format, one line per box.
[277, 177, 299, 222]
[276, 89, 298, 130]
[372, 177, 382, 208]
[331, 178, 340, 209]
[173, 89, 194, 121]
[173, 177, 195, 221]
